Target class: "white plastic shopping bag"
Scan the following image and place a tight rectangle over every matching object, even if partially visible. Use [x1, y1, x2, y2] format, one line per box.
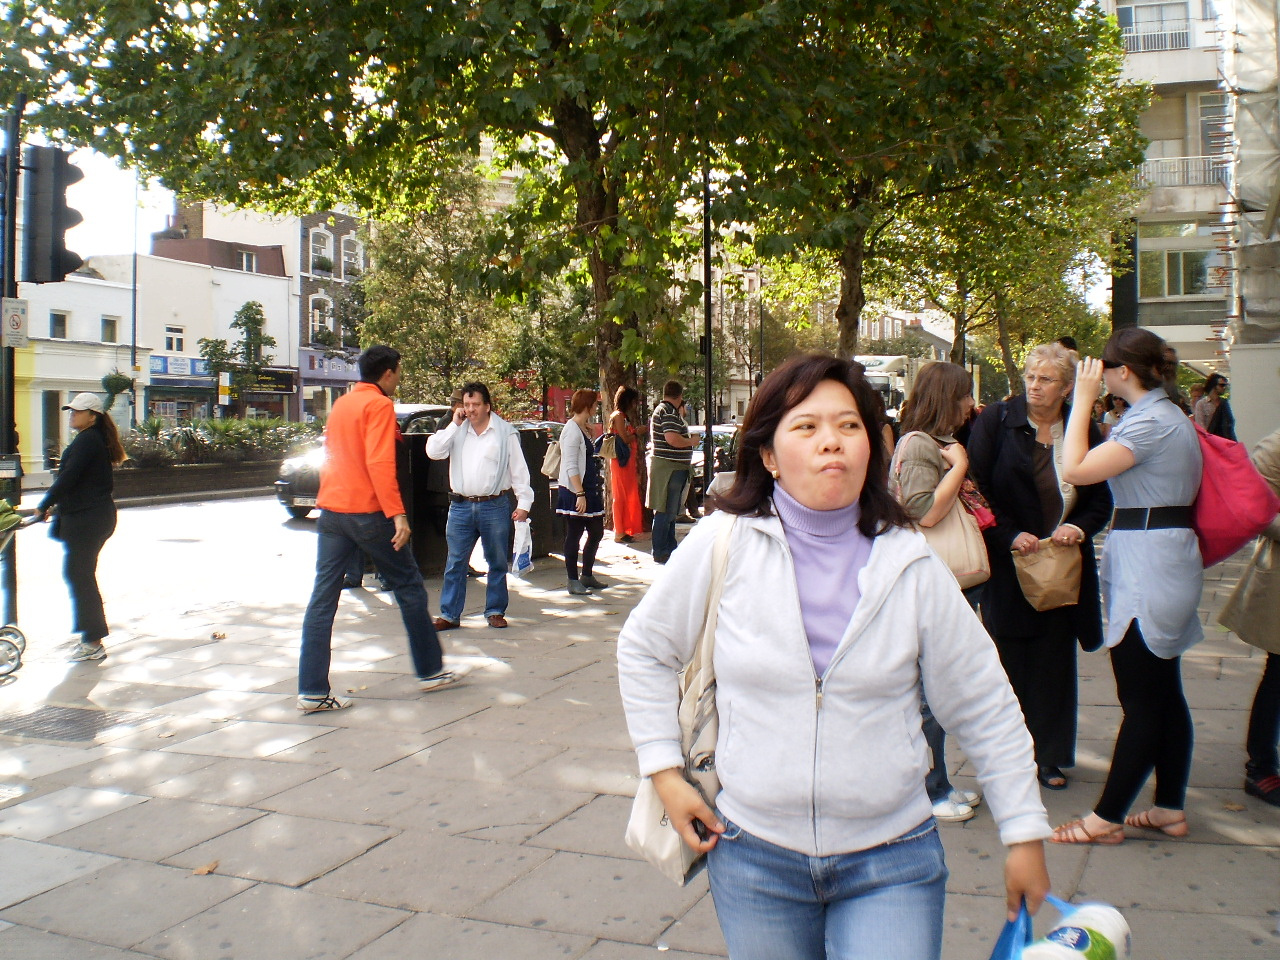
[512, 519, 534, 577]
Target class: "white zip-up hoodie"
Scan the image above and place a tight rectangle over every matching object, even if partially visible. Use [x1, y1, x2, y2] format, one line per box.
[618, 508, 1051, 856]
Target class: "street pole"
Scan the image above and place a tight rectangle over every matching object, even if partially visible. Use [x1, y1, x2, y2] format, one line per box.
[130, 171, 139, 427]
[1, 95, 25, 626]
[702, 155, 713, 483]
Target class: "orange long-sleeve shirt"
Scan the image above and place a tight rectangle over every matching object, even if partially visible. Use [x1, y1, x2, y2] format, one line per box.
[316, 382, 406, 517]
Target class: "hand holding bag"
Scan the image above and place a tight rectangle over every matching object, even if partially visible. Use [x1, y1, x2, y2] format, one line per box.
[1012, 538, 1082, 612]
[625, 517, 735, 885]
[597, 433, 618, 459]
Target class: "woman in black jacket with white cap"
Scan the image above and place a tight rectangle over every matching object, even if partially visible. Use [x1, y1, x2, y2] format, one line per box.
[37, 393, 126, 662]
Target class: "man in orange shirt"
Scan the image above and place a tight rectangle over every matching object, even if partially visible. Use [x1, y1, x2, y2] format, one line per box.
[297, 345, 457, 712]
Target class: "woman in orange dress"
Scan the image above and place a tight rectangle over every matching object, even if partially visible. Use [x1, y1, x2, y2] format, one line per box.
[609, 385, 645, 542]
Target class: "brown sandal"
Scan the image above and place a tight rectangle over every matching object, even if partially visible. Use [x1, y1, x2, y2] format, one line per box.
[1050, 818, 1125, 845]
[1124, 809, 1189, 838]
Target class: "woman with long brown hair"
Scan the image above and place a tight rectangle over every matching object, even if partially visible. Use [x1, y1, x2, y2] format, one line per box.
[36, 393, 127, 662]
[608, 385, 644, 542]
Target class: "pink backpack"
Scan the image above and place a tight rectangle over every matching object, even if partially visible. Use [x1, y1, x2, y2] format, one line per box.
[1191, 423, 1280, 567]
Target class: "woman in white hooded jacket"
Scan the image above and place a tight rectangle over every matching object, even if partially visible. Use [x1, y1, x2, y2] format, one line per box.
[618, 354, 1050, 960]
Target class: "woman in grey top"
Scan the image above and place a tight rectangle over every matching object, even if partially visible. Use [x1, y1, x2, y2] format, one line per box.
[1054, 328, 1203, 844]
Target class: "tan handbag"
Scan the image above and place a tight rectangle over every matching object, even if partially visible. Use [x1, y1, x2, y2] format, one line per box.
[889, 432, 990, 589]
[625, 517, 735, 885]
[1219, 538, 1280, 654]
[919, 498, 991, 589]
[1012, 539, 1082, 612]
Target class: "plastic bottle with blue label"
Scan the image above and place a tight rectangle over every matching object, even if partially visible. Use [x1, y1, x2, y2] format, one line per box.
[1020, 903, 1131, 960]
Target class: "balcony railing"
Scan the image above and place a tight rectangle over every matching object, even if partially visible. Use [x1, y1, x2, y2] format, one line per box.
[1136, 156, 1230, 188]
[1122, 22, 1190, 52]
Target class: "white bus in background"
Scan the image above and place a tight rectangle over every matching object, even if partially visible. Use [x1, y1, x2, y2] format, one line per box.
[854, 354, 982, 422]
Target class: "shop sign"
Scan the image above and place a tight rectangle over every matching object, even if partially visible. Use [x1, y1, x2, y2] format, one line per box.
[300, 348, 359, 382]
[1, 298, 28, 349]
[151, 356, 211, 376]
[242, 369, 297, 394]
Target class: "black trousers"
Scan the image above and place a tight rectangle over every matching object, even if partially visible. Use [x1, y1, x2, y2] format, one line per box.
[59, 505, 117, 644]
[563, 514, 604, 581]
[1246, 652, 1280, 777]
[993, 630, 1078, 768]
[1094, 621, 1193, 822]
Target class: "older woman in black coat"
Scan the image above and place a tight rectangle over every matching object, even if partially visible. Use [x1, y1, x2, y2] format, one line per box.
[967, 343, 1112, 791]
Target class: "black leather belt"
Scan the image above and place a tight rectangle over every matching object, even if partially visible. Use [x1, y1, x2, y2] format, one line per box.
[1111, 506, 1193, 530]
[449, 490, 510, 503]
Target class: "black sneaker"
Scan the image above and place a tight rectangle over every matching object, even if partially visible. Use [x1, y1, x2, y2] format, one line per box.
[1245, 770, 1280, 807]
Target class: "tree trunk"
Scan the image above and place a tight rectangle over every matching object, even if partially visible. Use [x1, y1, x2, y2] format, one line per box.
[995, 292, 1022, 395]
[551, 94, 632, 416]
[834, 223, 869, 360]
[948, 275, 969, 365]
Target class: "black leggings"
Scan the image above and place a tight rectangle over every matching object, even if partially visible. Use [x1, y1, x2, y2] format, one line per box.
[1246, 652, 1280, 776]
[60, 506, 117, 645]
[1094, 621, 1193, 822]
[564, 515, 604, 581]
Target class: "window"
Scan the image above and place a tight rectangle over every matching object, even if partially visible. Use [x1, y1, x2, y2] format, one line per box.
[309, 229, 333, 273]
[340, 236, 362, 278]
[1136, 221, 1225, 298]
[233, 249, 258, 273]
[165, 325, 185, 352]
[1118, 2, 1191, 52]
[309, 296, 333, 341]
[50, 312, 67, 338]
[100, 316, 119, 342]
[1199, 93, 1230, 157]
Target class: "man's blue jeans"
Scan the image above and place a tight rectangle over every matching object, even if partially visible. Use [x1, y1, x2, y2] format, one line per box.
[707, 817, 947, 960]
[652, 468, 688, 561]
[439, 497, 511, 622]
[298, 510, 443, 697]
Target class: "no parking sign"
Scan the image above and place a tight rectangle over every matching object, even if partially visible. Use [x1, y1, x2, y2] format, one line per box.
[1, 298, 28, 349]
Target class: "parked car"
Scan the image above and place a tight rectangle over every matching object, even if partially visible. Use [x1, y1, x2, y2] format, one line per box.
[275, 402, 450, 519]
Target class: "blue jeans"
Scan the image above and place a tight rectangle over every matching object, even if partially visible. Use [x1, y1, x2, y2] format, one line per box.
[298, 510, 443, 697]
[652, 468, 688, 561]
[708, 817, 947, 960]
[439, 497, 511, 621]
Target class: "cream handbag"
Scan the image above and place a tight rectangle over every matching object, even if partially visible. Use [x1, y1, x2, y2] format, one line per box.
[625, 517, 735, 885]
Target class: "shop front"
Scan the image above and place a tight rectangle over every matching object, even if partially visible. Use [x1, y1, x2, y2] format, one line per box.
[148, 356, 216, 422]
[299, 348, 360, 422]
[234, 367, 299, 420]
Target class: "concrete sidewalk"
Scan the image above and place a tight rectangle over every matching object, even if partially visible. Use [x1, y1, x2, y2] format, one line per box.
[0, 532, 1276, 959]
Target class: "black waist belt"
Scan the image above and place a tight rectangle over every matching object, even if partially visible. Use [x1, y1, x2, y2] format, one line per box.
[1111, 506, 1193, 530]
[450, 490, 510, 503]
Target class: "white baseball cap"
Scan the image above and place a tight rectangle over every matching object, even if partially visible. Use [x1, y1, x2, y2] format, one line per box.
[62, 393, 105, 414]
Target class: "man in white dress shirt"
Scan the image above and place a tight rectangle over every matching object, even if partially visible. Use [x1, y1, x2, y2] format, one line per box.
[426, 382, 534, 629]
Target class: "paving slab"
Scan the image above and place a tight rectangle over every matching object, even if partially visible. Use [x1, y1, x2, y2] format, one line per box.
[255, 766, 425, 824]
[525, 793, 641, 860]
[140, 756, 333, 806]
[0, 836, 118, 909]
[345, 911, 594, 960]
[0, 858, 251, 949]
[161, 719, 334, 760]
[134, 883, 408, 960]
[40, 747, 220, 794]
[308, 831, 553, 914]
[46, 796, 265, 861]
[0, 786, 147, 840]
[649, 890, 727, 957]
[0, 741, 111, 779]
[383, 779, 593, 843]
[265, 726, 446, 770]
[381, 735, 567, 784]
[0, 924, 166, 959]
[578, 941, 725, 960]
[163, 812, 397, 887]
[468, 850, 706, 943]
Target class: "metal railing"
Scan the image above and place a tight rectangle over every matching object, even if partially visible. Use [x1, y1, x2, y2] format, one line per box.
[1136, 156, 1230, 188]
[1122, 22, 1191, 52]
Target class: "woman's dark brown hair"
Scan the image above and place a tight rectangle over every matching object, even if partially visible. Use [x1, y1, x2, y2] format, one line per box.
[614, 385, 639, 416]
[898, 362, 973, 437]
[1102, 327, 1176, 392]
[716, 353, 909, 537]
[89, 412, 127, 466]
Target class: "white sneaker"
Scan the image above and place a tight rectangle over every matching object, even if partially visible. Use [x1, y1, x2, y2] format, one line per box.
[932, 798, 975, 823]
[419, 671, 461, 693]
[949, 788, 982, 809]
[297, 694, 352, 713]
[68, 642, 107, 662]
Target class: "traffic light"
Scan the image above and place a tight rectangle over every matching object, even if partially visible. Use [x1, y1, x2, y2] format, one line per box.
[21, 146, 83, 284]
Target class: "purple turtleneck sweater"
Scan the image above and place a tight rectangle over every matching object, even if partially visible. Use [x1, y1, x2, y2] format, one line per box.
[773, 484, 873, 676]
